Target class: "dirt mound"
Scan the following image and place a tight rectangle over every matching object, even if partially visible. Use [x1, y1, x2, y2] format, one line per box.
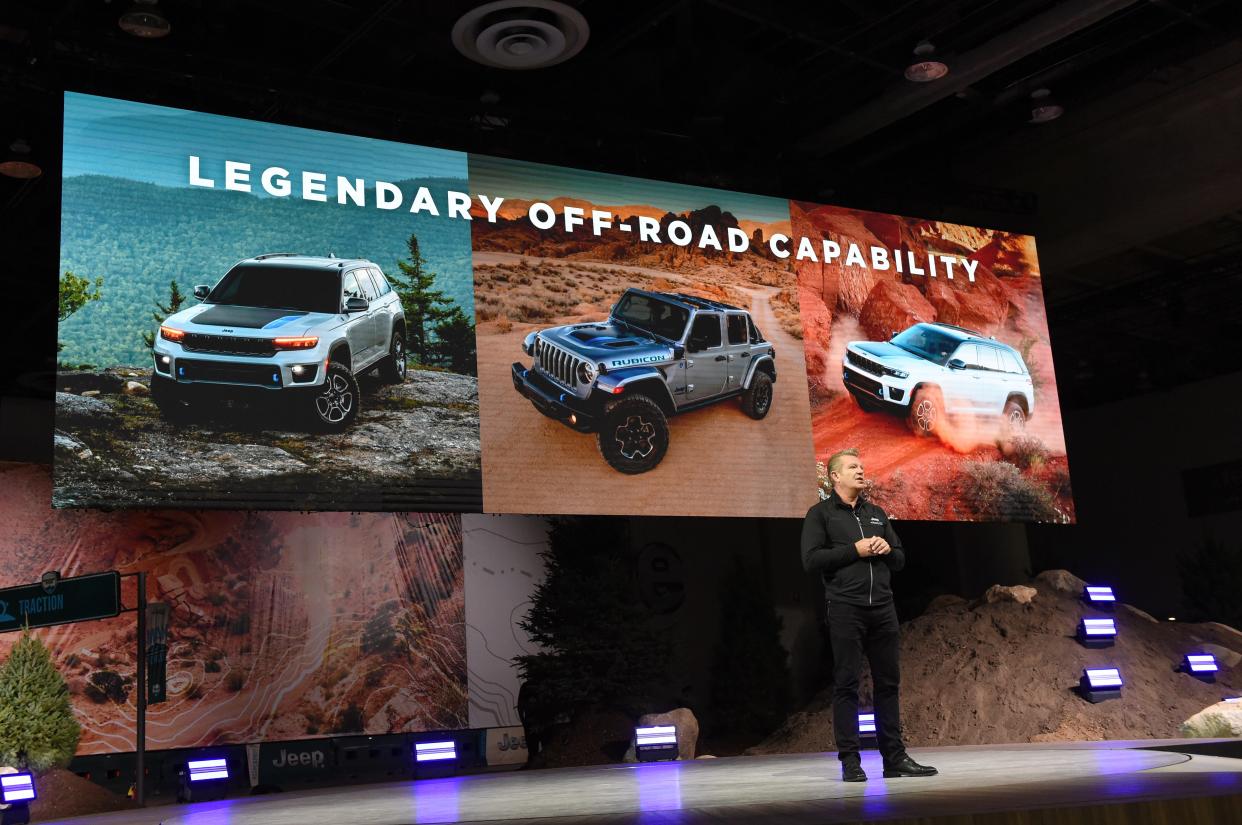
[752, 573, 1241, 753]
[27, 768, 135, 820]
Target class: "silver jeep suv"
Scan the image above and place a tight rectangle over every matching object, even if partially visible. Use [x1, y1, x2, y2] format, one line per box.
[150, 253, 406, 431]
[842, 321, 1034, 437]
[512, 288, 776, 473]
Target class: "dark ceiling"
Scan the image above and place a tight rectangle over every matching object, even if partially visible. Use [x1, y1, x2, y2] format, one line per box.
[3, 0, 1242, 456]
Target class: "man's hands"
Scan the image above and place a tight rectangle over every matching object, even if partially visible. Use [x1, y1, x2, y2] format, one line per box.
[854, 536, 892, 557]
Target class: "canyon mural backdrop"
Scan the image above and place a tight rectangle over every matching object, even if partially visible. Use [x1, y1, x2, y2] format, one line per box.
[0, 463, 466, 755]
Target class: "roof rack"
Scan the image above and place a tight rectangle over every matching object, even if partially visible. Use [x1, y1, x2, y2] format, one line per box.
[930, 321, 988, 338]
[665, 291, 742, 312]
[252, 252, 303, 260]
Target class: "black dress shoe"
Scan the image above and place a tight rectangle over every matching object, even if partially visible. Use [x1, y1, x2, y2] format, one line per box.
[882, 755, 938, 777]
[841, 760, 867, 782]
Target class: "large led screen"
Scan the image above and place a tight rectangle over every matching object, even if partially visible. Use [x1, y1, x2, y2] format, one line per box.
[56, 93, 1073, 522]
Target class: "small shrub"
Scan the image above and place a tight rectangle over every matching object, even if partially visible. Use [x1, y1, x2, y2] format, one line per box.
[226, 671, 245, 692]
[1000, 435, 1050, 471]
[496, 315, 513, 334]
[960, 461, 1063, 522]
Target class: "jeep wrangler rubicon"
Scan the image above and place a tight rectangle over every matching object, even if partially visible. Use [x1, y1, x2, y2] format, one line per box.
[511, 288, 776, 474]
[150, 253, 407, 431]
[842, 321, 1034, 437]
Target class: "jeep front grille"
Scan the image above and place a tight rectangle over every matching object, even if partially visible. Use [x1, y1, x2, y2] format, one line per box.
[182, 333, 277, 357]
[846, 350, 886, 376]
[177, 359, 282, 387]
[844, 369, 883, 399]
[536, 339, 585, 391]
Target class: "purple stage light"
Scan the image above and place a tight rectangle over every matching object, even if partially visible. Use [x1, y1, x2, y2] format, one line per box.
[1080, 667, 1123, 702]
[415, 741, 457, 763]
[858, 712, 877, 735]
[1083, 586, 1116, 610]
[1183, 654, 1219, 681]
[635, 725, 679, 762]
[1077, 617, 1117, 647]
[0, 772, 36, 803]
[186, 758, 229, 782]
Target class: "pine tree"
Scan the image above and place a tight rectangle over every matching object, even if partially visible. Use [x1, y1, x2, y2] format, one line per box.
[57, 270, 103, 354]
[709, 557, 791, 740]
[141, 280, 186, 349]
[515, 518, 670, 718]
[0, 629, 82, 772]
[388, 233, 457, 366]
[433, 307, 478, 376]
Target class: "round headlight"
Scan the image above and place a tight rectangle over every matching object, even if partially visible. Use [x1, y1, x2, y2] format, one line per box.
[577, 361, 598, 384]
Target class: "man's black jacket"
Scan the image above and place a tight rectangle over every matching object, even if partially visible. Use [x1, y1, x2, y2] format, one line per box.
[801, 490, 905, 607]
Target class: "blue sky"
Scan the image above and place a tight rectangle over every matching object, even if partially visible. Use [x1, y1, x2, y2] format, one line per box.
[62, 92, 467, 190]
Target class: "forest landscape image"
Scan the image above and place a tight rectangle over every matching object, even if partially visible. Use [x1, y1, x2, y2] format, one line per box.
[54, 93, 482, 510]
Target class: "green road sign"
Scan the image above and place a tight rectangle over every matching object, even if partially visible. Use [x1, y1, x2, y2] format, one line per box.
[0, 572, 122, 632]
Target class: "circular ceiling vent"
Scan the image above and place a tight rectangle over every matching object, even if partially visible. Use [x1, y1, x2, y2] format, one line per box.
[452, 1, 589, 70]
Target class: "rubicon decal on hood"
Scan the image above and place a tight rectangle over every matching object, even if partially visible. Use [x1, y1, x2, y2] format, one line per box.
[608, 354, 667, 368]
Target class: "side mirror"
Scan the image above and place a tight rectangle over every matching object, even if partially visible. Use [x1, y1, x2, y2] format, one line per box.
[345, 296, 369, 313]
[672, 345, 685, 359]
[948, 358, 966, 370]
[193, 285, 210, 300]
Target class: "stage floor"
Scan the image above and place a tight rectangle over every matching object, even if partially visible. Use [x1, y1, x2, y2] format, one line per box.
[42, 740, 1242, 825]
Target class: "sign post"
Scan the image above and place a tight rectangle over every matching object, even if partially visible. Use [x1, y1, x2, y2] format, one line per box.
[0, 572, 121, 632]
[135, 572, 147, 808]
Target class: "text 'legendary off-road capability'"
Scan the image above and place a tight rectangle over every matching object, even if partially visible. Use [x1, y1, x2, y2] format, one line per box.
[151, 253, 407, 431]
[511, 288, 777, 474]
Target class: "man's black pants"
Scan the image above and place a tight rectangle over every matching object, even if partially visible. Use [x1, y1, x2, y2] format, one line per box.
[828, 600, 905, 764]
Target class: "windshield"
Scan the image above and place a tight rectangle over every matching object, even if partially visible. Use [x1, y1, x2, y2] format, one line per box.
[613, 292, 689, 342]
[207, 264, 341, 314]
[890, 325, 961, 366]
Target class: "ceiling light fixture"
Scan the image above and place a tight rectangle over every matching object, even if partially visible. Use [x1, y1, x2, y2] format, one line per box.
[452, 1, 589, 70]
[904, 41, 949, 82]
[0, 138, 41, 179]
[119, 0, 172, 39]
[1029, 88, 1064, 123]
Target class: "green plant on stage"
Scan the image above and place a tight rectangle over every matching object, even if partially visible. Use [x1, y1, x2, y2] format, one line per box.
[0, 628, 82, 772]
[709, 557, 791, 741]
[515, 517, 670, 719]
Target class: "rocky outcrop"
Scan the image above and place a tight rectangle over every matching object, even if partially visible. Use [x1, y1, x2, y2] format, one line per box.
[1181, 701, 1242, 738]
[922, 278, 1008, 336]
[1034, 569, 1086, 595]
[752, 576, 1241, 753]
[983, 584, 1037, 605]
[858, 280, 936, 341]
[52, 367, 480, 509]
[626, 708, 700, 761]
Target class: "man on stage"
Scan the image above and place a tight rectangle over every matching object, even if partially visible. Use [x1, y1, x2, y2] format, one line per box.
[801, 448, 938, 783]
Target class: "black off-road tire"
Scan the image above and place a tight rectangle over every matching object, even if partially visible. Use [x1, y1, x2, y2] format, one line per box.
[597, 394, 669, 474]
[150, 373, 194, 424]
[378, 329, 407, 383]
[907, 387, 942, 437]
[308, 361, 361, 432]
[740, 371, 774, 419]
[1003, 398, 1028, 436]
